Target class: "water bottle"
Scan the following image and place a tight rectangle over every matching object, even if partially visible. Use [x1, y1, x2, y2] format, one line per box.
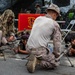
[48, 44, 53, 53]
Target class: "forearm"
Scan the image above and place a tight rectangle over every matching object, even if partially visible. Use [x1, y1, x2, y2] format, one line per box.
[53, 42, 61, 55]
[53, 23, 62, 55]
[18, 49, 29, 54]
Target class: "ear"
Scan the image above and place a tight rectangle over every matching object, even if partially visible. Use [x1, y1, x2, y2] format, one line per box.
[54, 14, 56, 17]
[54, 13, 57, 16]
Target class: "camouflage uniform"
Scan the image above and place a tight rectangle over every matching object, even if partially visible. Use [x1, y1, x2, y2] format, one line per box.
[26, 15, 62, 69]
[26, 4, 62, 73]
[0, 9, 15, 37]
[0, 9, 15, 45]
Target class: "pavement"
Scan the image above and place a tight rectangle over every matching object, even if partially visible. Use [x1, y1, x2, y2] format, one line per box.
[0, 45, 75, 75]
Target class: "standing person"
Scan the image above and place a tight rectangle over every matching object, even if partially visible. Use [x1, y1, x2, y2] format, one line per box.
[26, 4, 62, 73]
[35, 3, 41, 14]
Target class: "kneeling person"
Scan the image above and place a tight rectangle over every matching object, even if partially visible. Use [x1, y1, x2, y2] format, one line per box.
[26, 4, 62, 73]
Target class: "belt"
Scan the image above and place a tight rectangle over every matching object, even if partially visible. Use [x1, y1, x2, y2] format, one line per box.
[30, 46, 49, 54]
[30, 46, 46, 50]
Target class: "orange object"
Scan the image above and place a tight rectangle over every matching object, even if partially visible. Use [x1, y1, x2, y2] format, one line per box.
[18, 14, 44, 31]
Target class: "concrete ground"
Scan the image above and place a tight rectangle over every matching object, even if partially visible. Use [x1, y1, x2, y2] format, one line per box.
[0, 45, 75, 75]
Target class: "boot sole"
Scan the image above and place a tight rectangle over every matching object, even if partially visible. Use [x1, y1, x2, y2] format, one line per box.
[27, 54, 37, 73]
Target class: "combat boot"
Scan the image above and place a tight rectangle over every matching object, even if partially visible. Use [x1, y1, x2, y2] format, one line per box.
[26, 54, 37, 73]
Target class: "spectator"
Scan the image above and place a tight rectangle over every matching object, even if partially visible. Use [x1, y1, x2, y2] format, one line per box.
[35, 3, 41, 14]
[26, 10, 31, 14]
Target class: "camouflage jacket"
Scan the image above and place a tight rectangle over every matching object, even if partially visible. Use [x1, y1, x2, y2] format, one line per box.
[0, 9, 15, 36]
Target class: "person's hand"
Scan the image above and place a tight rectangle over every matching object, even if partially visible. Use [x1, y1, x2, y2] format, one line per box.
[7, 36, 14, 42]
[53, 52, 60, 58]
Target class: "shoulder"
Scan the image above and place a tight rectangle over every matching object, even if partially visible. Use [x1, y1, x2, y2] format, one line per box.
[53, 20, 60, 28]
[53, 20, 61, 32]
[34, 16, 44, 22]
[35, 16, 43, 19]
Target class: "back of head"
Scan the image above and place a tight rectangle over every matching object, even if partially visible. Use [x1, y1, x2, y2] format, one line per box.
[35, 3, 40, 8]
[46, 3, 61, 16]
[21, 35, 28, 41]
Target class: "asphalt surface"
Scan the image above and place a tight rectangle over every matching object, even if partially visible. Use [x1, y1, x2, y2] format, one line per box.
[0, 45, 75, 75]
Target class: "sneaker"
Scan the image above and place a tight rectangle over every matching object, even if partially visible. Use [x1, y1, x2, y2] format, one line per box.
[26, 54, 37, 73]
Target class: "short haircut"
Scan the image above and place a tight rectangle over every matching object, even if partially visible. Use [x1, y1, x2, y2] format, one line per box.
[21, 35, 28, 41]
[47, 9, 58, 15]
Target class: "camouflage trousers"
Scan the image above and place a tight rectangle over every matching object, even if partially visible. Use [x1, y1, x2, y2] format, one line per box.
[27, 47, 60, 69]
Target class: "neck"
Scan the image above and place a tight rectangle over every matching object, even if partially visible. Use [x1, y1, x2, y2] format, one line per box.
[45, 14, 52, 19]
[46, 13, 56, 20]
